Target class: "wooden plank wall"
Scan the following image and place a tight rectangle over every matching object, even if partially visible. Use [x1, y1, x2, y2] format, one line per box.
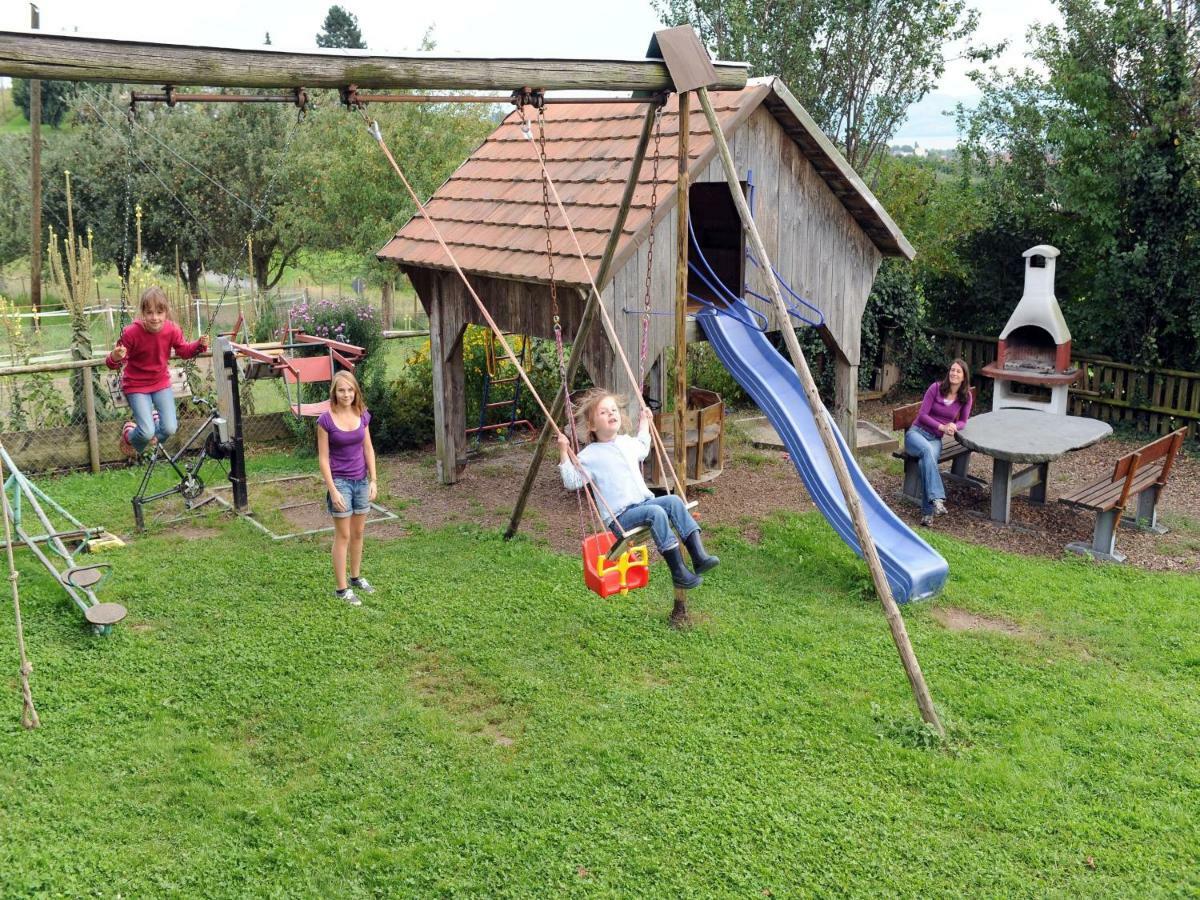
[928, 327, 1200, 441]
[406, 104, 890, 426]
[605, 107, 883, 369]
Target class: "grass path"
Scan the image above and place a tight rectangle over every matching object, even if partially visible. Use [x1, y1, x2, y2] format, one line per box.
[0, 461, 1197, 896]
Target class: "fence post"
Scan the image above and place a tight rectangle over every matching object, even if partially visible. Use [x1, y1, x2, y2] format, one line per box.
[82, 368, 100, 473]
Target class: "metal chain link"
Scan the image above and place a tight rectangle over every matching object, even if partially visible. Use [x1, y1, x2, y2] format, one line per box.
[639, 104, 665, 389]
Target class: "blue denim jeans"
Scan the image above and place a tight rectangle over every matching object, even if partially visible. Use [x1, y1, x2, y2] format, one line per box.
[327, 476, 371, 518]
[611, 494, 699, 553]
[904, 426, 946, 515]
[127, 388, 178, 453]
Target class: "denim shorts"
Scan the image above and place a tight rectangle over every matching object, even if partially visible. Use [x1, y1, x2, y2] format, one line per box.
[327, 476, 371, 518]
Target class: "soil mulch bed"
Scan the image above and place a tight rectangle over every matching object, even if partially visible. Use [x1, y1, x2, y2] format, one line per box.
[857, 396, 1199, 573]
[371, 403, 1198, 575]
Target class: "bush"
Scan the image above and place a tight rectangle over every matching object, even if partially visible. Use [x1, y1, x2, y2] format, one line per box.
[686, 343, 748, 407]
[365, 326, 591, 452]
[289, 298, 384, 365]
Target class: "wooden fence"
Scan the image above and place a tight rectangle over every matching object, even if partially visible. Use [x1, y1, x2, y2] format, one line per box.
[927, 328, 1200, 440]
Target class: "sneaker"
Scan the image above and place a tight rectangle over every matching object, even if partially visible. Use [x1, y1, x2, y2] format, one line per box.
[920, 514, 934, 527]
[336, 588, 362, 607]
[120, 421, 137, 459]
[349, 576, 375, 594]
[933, 499, 948, 516]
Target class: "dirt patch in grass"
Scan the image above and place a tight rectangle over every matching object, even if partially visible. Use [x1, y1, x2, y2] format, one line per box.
[932, 606, 1026, 636]
[407, 646, 521, 749]
[376, 438, 810, 556]
[173, 524, 223, 541]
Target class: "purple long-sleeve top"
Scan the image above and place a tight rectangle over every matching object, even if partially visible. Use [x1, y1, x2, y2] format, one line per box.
[913, 381, 973, 437]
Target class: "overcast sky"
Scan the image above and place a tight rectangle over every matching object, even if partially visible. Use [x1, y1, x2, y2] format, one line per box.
[4, 0, 1060, 143]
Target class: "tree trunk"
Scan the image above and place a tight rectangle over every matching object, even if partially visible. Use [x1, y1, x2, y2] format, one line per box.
[185, 259, 203, 298]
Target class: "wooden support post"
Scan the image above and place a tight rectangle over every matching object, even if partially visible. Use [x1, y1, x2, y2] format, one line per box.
[696, 87, 943, 736]
[506, 100, 662, 539]
[833, 355, 858, 454]
[381, 280, 394, 330]
[428, 277, 467, 485]
[82, 371, 100, 473]
[674, 91, 690, 488]
[28, 5, 42, 325]
[669, 587, 692, 629]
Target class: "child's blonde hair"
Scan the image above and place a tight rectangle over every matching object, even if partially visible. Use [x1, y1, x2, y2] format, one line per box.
[573, 388, 630, 445]
[329, 370, 366, 416]
[139, 285, 172, 318]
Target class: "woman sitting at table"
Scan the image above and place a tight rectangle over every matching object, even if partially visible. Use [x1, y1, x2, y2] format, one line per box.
[905, 358, 973, 526]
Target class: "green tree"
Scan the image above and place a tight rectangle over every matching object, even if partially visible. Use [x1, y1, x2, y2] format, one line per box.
[12, 79, 76, 128]
[957, 0, 1200, 368]
[654, 0, 989, 174]
[316, 6, 366, 49]
[277, 93, 494, 285]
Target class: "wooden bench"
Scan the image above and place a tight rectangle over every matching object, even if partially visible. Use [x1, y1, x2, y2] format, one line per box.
[891, 387, 980, 504]
[1058, 427, 1187, 562]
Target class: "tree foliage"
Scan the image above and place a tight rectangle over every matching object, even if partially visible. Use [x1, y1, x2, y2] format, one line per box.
[316, 6, 366, 49]
[11, 79, 75, 128]
[955, 0, 1200, 369]
[654, 0, 987, 174]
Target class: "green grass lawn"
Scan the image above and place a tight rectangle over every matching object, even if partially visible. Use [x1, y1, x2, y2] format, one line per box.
[0, 455, 1197, 896]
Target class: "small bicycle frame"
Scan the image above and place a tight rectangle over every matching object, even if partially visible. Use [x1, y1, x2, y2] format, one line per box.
[132, 397, 233, 531]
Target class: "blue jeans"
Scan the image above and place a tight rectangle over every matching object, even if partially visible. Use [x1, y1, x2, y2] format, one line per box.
[127, 388, 178, 453]
[327, 476, 371, 518]
[904, 426, 946, 515]
[611, 495, 699, 553]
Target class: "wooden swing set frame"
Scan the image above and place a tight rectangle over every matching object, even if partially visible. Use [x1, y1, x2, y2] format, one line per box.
[1, 25, 944, 734]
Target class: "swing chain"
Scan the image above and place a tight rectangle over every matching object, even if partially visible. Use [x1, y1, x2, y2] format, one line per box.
[639, 102, 665, 388]
[535, 105, 560, 332]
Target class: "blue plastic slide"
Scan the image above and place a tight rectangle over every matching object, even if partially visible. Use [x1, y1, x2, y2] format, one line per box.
[699, 308, 948, 602]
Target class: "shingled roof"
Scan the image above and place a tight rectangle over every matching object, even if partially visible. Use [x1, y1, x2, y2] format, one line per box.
[377, 78, 913, 287]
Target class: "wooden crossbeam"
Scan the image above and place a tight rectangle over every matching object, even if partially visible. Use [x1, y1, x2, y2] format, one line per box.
[0, 30, 748, 93]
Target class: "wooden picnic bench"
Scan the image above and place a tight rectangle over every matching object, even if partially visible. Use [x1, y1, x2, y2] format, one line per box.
[1058, 427, 1187, 562]
[891, 387, 980, 504]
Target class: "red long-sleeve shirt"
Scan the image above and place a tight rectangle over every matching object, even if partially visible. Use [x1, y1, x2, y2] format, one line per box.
[914, 381, 973, 437]
[105, 320, 205, 394]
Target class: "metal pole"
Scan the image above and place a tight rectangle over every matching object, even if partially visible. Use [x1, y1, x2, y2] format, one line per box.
[505, 100, 662, 540]
[695, 87, 944, 736]
[225, 347, 248, 512]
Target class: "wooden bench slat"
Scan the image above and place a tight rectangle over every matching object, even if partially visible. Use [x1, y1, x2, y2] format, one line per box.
[1060, 469, 1163, 511]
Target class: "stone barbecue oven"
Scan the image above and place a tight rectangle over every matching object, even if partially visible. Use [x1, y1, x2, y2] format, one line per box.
[981, 244, 1080, 415]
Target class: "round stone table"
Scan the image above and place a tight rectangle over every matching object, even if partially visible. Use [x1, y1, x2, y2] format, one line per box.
[956, 409, 1112, 523]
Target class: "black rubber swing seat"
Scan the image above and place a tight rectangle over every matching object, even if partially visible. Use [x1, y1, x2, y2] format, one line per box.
[62, 564, 111, 589]
[84, 602, 128, 626]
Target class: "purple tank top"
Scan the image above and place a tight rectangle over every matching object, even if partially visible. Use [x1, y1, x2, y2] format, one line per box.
[318, 409, 370, 479]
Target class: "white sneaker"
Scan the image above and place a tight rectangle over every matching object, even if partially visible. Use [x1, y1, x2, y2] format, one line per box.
[920, 514, 934, 527]
[933, 499, 948, 516]
[336, 588, 362, 607]
[350, 577, 375, 594]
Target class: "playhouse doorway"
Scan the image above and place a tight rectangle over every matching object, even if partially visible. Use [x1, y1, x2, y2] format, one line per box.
[687, 182, 746, 312]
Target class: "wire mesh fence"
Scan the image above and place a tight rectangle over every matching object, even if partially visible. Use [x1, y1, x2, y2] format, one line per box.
[0, 286, 430, 475]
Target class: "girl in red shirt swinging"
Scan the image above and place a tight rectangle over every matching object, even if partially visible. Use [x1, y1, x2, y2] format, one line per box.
[106, 286, 209, 458]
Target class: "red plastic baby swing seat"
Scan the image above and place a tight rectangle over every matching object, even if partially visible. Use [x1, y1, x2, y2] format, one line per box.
[581, 531, 650, 598]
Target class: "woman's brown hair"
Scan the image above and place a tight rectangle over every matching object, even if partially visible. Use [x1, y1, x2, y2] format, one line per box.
[328, 370, 366, 416]
[939, 358, 972, 405]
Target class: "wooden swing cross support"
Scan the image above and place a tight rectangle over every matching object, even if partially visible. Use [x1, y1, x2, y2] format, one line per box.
[0, 30, 748, 93]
